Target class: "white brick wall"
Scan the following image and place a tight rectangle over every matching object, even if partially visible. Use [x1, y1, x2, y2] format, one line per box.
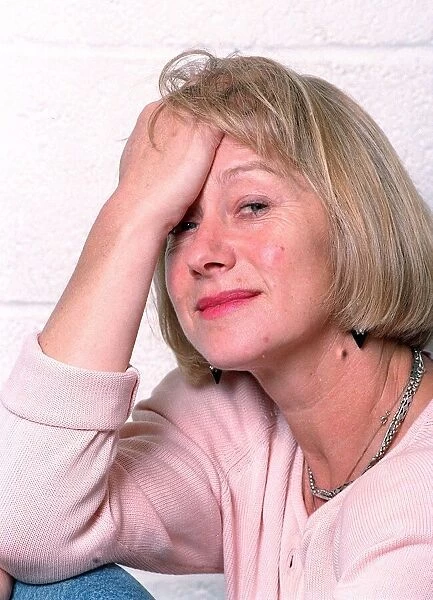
[1, 1, 432, 597]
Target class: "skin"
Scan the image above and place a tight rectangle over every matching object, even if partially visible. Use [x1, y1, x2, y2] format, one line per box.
[38, 103, 433, 505]
[2, 104, 222, 597]
[39, 103, 223, 371]
[165, 138, 332, 373]
[165, 136, 433, 514]
[4, 104, 431, 594]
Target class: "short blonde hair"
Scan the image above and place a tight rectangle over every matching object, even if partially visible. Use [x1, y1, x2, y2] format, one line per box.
[151, 50, 433, 383]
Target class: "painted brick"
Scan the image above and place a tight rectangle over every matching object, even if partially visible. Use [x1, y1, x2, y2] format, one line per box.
[1, 1, 432, 597]
[122, 568, 225, 599]
[1, 0, 432, 48]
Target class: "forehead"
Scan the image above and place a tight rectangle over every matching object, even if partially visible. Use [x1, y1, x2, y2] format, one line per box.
[212, 136, 259, 163]
[208, 135, 311, 197]
[208, 136, 278, 182]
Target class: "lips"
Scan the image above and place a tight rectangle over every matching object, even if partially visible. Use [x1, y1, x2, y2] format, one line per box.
[196, 289, 260, 312]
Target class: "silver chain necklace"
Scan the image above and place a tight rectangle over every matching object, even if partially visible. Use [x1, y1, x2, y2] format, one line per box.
[308, 348, 425, 502]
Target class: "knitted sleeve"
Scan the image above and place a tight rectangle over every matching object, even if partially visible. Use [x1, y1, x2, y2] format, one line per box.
[0, 333, 223, 583]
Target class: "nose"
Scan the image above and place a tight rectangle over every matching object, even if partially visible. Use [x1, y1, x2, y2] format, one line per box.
[186, 218, 236, 278]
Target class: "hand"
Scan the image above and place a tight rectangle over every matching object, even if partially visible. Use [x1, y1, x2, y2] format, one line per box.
[116, 101, 223, 232]
[0, 569, 13, 600]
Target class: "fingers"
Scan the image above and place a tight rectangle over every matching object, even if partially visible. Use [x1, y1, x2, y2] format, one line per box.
[194, 119, 224, 150]
[135, 100, 222, 151]
[116, 99, 223, 230]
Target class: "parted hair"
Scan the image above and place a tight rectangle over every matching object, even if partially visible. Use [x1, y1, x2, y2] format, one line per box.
[151, 50, 433, 383]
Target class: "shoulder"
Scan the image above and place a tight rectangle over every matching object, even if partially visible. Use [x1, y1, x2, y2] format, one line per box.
[335, 401, 433, 567]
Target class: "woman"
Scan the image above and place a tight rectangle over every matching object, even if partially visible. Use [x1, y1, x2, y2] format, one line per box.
[1, 50, 433, 599]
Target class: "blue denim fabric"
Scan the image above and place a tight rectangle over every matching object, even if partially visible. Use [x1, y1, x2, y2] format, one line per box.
[11, 564, 155, 600]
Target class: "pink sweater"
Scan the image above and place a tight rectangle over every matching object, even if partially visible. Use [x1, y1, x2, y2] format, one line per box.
[1, 333, 433, 599]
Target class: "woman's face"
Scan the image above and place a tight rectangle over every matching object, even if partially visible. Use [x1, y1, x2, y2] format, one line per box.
[165, 136, 332, 373]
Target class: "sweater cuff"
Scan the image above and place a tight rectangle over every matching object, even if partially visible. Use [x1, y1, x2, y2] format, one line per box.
[1, 332, 139, 430]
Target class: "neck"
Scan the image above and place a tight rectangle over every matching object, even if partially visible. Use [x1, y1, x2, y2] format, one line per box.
[250, 329, 413, 491]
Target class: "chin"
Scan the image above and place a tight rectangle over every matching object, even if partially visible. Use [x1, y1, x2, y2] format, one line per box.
[196, 342, 272, 373]
[190, 320, 272, 362]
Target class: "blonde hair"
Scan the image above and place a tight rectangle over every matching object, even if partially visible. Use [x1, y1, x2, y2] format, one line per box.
[151, 50, 433, 383]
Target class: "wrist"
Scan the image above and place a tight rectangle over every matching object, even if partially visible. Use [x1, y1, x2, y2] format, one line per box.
[101, 189, 172, 249]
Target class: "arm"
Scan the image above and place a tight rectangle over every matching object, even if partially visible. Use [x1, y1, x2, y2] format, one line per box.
[0, 103, 223, 581]
[0, 335, 223, 582]
[40, 102, 222, 371]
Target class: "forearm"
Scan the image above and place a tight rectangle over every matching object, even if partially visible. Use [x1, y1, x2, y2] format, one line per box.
[0, 335, 139, 581]
[0, 337, 223, 582]
[40, 191, 167, 372]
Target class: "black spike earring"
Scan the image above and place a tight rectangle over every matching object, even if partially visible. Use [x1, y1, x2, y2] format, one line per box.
[209, 365, 222, 384]
[351, 329, 367, 349]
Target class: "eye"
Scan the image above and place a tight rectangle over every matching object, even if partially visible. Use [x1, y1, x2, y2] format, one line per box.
[239, 200, 269, 215]
[168, 221, 197, 236]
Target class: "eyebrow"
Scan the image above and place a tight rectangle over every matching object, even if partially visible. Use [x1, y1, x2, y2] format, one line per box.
[218, 160, 280, 184]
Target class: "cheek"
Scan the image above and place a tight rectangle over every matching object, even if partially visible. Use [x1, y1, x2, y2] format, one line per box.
[164, 257, 185, 308]
[259, 243, 287, 270]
